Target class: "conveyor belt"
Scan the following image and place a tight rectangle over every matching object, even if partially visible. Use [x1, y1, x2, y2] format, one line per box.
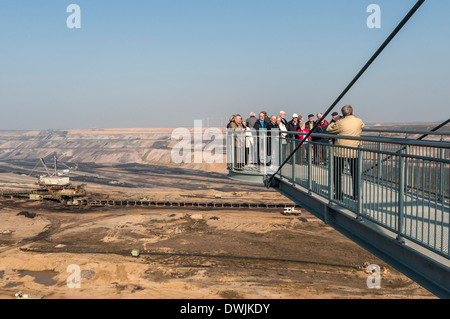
[79, 199, 300, 210]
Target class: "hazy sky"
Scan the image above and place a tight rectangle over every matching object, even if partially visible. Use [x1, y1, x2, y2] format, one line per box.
[1, 0, 449, 130]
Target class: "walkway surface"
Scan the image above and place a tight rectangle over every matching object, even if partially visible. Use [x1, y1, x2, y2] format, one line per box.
[233, 163, 449, 257]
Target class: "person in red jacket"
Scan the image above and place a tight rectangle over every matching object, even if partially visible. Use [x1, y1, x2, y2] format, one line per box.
[297, 122, 310, 142]
[296, 122, 310, 164]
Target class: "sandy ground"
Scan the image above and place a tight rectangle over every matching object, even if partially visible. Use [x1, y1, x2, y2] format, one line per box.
[0, 154, 438, 299]
[0, 196, 435, 299]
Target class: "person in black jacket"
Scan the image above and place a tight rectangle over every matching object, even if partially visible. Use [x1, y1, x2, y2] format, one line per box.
[287, 114, 299, 139]
[330, 112, 341, 124]
[266, 115, 279, 162]
[312, 117, 329, 165]
[285, 114, 300, 164]
[305, 114, 315, 132]
[267, 115, 279, 130]
[253, 112, 270, 165]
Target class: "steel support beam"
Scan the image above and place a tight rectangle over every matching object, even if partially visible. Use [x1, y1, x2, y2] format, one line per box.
[273, 177, 450, 299]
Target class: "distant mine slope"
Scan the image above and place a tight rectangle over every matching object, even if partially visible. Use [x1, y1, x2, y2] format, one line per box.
[0, 123, 446, 173]
[0, 128, 227, 173]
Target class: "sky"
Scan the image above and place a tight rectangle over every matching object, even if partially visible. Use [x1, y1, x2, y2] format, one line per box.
[0, 0, 449, 130]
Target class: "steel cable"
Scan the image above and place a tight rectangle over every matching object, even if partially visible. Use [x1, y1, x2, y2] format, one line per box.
[266, 0, 426, 188]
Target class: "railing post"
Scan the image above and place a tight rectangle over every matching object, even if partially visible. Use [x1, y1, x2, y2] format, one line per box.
[226, 129, 234, 170]
[438, 137, 447, 256]
[439, 136, 445, 202]
[357, 145, 363, 220]
[292, 139, 296, 186]
[307, 140, 312, 194]
[278, 131, 282, 178]
[405, 144, 410, 191]
[397, 147, 406, 244]
[377, 140, 382, 181]
[328, 143, 334, 203]
[262, 129, 267, 175]
[232, 130, 236, 170]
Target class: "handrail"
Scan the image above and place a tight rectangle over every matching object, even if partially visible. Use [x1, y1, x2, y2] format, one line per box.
[226, 125, 450, 298]
[227, 128, 450, 246]
[363, 128, 450, 136]
[265, 130, 450, 149]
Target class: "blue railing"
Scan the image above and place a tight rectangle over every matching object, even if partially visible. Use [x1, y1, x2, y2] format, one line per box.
[226, 128, 450, 259]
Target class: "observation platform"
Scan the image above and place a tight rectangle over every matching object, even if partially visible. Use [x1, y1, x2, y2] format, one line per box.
[226, 128, 450, 298]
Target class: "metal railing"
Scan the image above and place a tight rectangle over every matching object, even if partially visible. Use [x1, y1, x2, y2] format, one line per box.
[226, 128, 450, 258]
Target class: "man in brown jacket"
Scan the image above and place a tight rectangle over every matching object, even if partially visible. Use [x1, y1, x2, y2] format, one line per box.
[327, 105, 365, 200]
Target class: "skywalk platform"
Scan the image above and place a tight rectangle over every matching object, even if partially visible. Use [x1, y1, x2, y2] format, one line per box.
[226, 129, 450, 298]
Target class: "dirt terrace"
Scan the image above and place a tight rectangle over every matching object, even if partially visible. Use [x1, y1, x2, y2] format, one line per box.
[0, 197, 435, 299]
[0, 149, 438, 299]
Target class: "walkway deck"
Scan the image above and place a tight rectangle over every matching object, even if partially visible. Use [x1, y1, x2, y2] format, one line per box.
[231, 162, 449, 256]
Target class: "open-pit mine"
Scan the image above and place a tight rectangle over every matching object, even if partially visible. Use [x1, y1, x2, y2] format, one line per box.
[0, 128, 435, 299]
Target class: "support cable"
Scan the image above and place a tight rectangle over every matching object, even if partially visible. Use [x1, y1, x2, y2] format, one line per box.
[266, 0, 426, 188]
[363, 117, 450, 175]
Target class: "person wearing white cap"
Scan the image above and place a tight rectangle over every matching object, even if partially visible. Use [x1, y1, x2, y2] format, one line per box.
[287, 114, 299, 138]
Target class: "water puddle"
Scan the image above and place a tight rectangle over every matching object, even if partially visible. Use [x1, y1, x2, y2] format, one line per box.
[19, 270, 58, 286]
[4, 281, 22, 288]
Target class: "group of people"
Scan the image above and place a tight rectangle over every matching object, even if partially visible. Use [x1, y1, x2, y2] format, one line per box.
[227, 110, 342, 142]
[227, 105, 365, 201]
[227, 110, 341, 165]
